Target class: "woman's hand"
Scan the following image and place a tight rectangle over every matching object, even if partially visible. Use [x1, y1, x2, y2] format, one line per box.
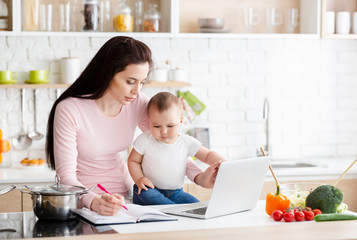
[135, 176, 154, 194]
[90, 193, 125, 216]
[194, 161, 222, 188]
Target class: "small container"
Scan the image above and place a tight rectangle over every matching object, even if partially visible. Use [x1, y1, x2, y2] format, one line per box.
[113, 0, 133, 32]
[143, 3, 160, 32]
[83, 0, 99, 31]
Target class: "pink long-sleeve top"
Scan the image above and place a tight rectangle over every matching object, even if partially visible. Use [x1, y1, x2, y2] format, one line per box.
[53, 94, 202, 209]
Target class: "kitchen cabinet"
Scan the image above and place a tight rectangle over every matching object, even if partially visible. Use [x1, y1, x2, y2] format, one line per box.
[321, 0, 357, 39]
[0, 189, 32, 213]
[1, 0, 321, 38]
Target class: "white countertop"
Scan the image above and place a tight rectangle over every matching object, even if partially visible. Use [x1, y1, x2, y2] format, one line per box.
[0, 157, 356, 188]
[0, 165, 56, 187]
[109, 200, 355, 234]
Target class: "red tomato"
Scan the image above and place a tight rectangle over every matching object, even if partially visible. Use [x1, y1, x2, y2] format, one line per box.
[271, 210, 283, 221]
[304, 210, 314, 221]
[294, 211, 305, 221]
[283, 211, 295, 222]
[313, 209, 322, 216]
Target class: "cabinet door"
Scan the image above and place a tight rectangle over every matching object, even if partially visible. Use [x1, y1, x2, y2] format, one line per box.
[0, 189, 32, 213]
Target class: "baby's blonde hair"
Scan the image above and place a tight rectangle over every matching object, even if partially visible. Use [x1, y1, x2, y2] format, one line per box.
[147, 92, 181, 116]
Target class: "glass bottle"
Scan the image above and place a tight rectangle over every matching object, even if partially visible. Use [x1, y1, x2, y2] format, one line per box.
[83, 0, 99, 31]
[143, 3, 161, 32]
[113, 0, 133, 32]
[134, 0, 143, 32]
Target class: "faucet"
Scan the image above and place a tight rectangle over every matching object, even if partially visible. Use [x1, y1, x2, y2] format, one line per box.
[262, 98, 271, 156]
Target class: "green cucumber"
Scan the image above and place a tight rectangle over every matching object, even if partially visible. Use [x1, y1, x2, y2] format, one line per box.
[314, 213, 357, 222]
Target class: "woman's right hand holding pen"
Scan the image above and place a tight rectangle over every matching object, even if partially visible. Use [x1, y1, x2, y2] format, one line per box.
[91, 193, 126, 216]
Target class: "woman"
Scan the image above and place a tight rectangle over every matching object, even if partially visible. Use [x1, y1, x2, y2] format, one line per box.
[46, 36, 220, 216]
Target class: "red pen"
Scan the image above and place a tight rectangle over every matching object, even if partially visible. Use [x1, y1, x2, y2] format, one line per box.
[97, 184, 128, 210]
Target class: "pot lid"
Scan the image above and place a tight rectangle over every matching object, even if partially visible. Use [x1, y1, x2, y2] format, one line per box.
[28, 175, 87, 195]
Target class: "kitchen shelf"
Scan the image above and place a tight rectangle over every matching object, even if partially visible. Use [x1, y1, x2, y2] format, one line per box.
[0, 81, 191, 89]
[0, 0, 323, 39]
[321, 0, 357, 39]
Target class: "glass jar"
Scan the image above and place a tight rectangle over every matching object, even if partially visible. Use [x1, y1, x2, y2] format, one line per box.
[143, 3, 161, 32]
[113, 0, 133, 32]
[83, 0, 99, 31]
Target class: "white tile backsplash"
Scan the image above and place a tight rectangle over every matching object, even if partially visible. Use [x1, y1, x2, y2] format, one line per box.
[1, 36, 357, 167]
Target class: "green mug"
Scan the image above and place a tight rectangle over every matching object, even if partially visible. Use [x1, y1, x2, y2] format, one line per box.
[29, 70, 51, 82]
[0, 70, 17, 82]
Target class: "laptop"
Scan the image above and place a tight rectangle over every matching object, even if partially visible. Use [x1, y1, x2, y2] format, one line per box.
[162, 156, 271, 219]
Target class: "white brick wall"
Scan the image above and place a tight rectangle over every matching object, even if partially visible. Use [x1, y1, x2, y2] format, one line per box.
[1, 36, 357, 167]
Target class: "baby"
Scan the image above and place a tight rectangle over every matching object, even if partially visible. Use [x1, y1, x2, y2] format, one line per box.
[128, 92, 226, 205]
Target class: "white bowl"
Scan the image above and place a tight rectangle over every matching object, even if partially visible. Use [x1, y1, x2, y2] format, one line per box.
[197, 18, 225, 29]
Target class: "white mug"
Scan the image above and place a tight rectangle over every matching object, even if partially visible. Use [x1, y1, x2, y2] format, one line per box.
[325, 11, 335, 34]
[243, 8, 260, 33]
[336, 11, 351, 34]
[286, 8, 299, 33]
[61, 57, 81, 84]
[352, 12, 357, 34]
[266, 8, 283, 33]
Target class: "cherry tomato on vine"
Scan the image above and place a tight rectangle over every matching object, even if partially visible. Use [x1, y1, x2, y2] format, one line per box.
[271, 210, 283, 221]
[294, 211, 305, 221]
[313, 209, 322, 216]
[283, 211, 295, 222]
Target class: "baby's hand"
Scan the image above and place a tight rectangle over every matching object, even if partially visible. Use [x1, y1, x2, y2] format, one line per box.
[136, 177, 154, 194]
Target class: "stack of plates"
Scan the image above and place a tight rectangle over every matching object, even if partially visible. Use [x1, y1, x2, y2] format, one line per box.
[198, 28, 231, 33]
[25, 79, 50, 84]
[197, 18, 231, 33]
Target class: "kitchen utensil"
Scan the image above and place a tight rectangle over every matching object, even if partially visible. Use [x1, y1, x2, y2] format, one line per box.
[0, 185, 16, 195]
[334, 158, 357, 187]
[28, 89, 44, 140]
[260, 147, 280, 186]
[0, 228, 16, 232]
[18, 175, 95, 221]
[97, 183, 128, 210]
[12, 89, 32, 150]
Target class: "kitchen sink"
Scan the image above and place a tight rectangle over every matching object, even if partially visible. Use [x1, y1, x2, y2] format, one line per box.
[270, 161, 327, 169]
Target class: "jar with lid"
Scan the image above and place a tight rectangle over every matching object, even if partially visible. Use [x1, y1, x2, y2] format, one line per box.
[113, 0, 133, 32]
[143, 3, 161, 32]
[83, 0, 99, 31]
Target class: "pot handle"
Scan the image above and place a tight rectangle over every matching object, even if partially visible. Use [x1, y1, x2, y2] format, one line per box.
[17, 185, 32, 195]
[80, 186, 96, 195]
[0, 185, 16, 195]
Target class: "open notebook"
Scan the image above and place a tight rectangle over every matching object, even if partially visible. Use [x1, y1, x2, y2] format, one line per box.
[75, 204, 177, 225]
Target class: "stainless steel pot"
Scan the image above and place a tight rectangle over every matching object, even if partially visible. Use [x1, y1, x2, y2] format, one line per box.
[19, 176, 94, 221]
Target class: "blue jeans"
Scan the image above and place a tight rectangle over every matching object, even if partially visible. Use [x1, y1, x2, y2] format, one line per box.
[133, 185, 199, 205]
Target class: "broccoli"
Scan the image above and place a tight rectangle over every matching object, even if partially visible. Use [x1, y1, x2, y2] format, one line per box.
[305, 185, 343, 213]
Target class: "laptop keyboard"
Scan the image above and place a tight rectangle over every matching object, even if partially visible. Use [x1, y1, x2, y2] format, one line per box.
[183, 207, 207, 215]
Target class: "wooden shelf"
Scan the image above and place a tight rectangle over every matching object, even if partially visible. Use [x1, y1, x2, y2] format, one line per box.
[0, 81, 191, 89]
